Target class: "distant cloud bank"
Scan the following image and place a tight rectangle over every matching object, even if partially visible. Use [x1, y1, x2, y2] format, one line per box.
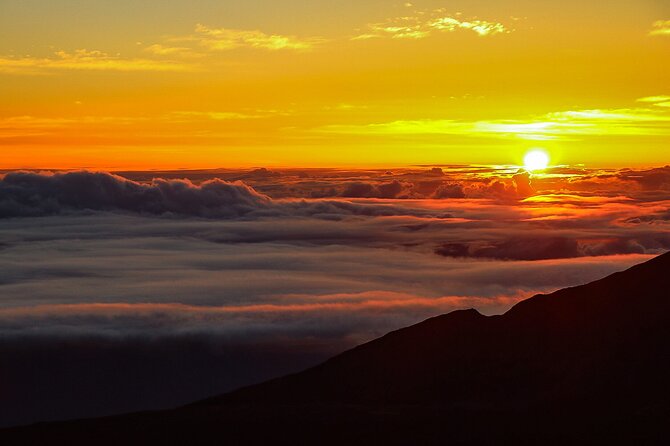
[0, 171, 271, 218]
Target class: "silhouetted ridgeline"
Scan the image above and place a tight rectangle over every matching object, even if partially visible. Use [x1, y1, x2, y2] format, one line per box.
[2, 252, 669, 445]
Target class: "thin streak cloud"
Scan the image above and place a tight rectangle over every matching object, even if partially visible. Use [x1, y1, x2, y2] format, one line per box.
[0, 49, 193, 75]
[316, 106, 670, 140]
[171, 24, 325, 51]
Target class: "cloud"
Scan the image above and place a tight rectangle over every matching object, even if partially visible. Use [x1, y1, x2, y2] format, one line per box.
[0, 295, 527, 338]
[143, 44, 195, 57]
[0, 115, 156, 137]
[637, 95, 670, 103]
[547, 109, 670, 123]
[428, 16, 508, 36]
[0, 252, 651, 428]
[436, 237, 582, 261]
[316, 106, 670, 140]
[0, 250, 631, 427]
[433, 183, 466, 199]
[0, 111, 284, 140]
[616, 166, 670, 191]
[3, 209, 657, 356]
[0, 23, 322, 76]
[250, 166, 533, 201]
[0, 171, 468, 220]
[637, 95, 670, 109]
[134, 24, 325, 66]
[179, 24, 323, 51]
[0, 165, 666, 426]
[169, 110, 262, 121]
[353, 9, 509, 40]
[352, 24, 429, 40]
[512, 171, 534, 197]
[649, 20, 670, 36]
[0, 171, 271, 218]
[0, 49, 192, 75]
[435, 237, 650, 261]
[461, 178, 527, 200]
[0, 211, 656, 329]
[625, 208, 670, 224]
[6, 165, 668, 221]
[340, 180, 413, 199]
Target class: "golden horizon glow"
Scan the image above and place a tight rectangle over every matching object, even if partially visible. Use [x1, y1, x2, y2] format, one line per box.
[1, 1, 669, 169]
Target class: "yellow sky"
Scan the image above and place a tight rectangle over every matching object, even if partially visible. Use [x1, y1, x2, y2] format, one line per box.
[1, 0, 669, 169]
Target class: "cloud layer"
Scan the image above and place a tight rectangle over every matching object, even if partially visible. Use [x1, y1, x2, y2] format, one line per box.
[0, 171, 272, 218]
[0, 166, 668, 427]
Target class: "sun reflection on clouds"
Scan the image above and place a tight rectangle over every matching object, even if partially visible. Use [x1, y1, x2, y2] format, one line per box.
[317, 104, 670, 141]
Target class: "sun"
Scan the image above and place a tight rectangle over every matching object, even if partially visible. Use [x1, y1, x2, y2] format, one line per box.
[523, 149, 550, 171]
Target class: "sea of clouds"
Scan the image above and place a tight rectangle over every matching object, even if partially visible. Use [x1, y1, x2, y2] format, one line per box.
[0, 166, 668, 426]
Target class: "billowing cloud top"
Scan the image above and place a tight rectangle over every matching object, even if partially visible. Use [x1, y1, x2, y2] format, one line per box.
[0, 171, 271, 218]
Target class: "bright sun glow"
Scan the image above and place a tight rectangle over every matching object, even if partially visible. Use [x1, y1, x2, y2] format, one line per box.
[523, 150, 550, 171]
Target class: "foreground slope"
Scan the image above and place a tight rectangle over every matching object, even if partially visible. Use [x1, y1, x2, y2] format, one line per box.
[3, 253, 669, 444]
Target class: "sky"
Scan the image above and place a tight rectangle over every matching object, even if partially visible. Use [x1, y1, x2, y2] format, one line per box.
[1, 0, 669, 169]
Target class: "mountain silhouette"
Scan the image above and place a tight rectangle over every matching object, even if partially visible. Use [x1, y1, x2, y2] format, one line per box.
[3, 252, 669, 444]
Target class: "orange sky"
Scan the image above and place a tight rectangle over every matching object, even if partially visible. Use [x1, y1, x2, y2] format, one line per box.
[1, 0, 669, 169]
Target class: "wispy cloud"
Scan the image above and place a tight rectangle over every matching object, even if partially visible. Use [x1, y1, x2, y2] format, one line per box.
[0, 108, 296, 143]
[316, 107, 670, 140]
[637, 95, 670, 108]
[143, 44, 196, 57]
[649, 20, 670, 36]
[170, 111, 262, 121]
[0, 115, 155, 137]
[353, 9, 510, 41]
[428, 16, 508, 36]
[352, 23, 429, 40]
[1, 22, 323, 76]
[0, 49, 192, 75]
[0, 109, 286, 138]
[170, 24, 325, 51]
